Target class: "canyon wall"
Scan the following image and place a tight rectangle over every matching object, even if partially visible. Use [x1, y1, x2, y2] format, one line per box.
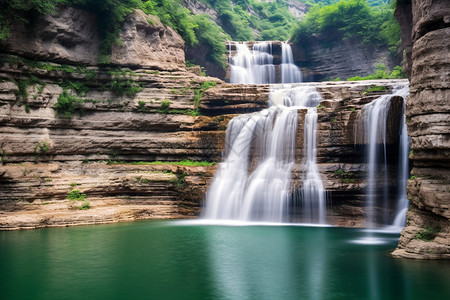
[299, 38, 400, 81]
[0, 7, 224, 229]
[392, 0, 450, 259]
[1, 5, 409, 231]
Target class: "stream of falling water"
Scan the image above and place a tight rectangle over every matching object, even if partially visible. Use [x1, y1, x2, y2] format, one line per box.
[213, 41, 410, 227]
[357, 84, 410, 229]
[203, 85, 325, 223]
[229, 41, 276, 84]
[229, 41, 302, 84]
[281, 41, 303, 83]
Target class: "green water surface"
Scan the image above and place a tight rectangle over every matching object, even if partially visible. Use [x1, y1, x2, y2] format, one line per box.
[0, 221, 449, 300]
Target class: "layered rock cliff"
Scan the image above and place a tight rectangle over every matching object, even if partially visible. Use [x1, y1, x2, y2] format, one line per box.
[1, 5, 411, 231]
[0, 6, 223, 229]
[392, 0, 450, 259]
[299, 38, 400, 81]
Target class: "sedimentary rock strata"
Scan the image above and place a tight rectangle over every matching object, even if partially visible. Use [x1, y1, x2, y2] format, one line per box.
[392, 0, 450, 259]
[0, 5, 413, 231]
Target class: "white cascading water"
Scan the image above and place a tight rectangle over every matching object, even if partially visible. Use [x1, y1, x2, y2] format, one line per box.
[203, 86, 325, 223]
[392, 97, 410, 227]
[271, 86, 326, 223]
[229, 41, 302, 84]
[281, 42, 303, 83]
[229, 41, 276, 84]
[357, 85, 409, 228]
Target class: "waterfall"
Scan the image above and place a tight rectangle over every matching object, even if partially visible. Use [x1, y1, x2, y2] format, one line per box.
[203, 107, 297, 222]
[271, 86, 326, 224]
[281, 42, 303, 83]
[203, 86, 324, 223]
[357, 85, 409, 228]
[392, 98, 409, 227]
[302, 108, 327, 224]
[229, 42, 276, 84]
[229, 41, 302, 84]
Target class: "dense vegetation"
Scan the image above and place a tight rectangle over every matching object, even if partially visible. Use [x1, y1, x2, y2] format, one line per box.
[298, 0, 390, 6]
[199, 0, 297, 41]
[292, 0, 400, 54]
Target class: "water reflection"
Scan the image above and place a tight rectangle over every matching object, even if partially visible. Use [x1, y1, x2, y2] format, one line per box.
[1, 222, 449, 300]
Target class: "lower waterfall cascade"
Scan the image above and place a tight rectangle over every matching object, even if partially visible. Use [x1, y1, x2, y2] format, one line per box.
[203, 85, 325, 223]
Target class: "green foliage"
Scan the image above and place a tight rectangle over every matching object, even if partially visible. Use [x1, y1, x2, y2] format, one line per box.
[363, 85, 388, 94]
[160, 100, 171, 111]
[67, 189, 86, 201]
[292, 0, 400, 52]
[108, 68, 141, 97]
[297, 0, 390, 7]
[335, 168, 359, 183]
[13, 76, 44, 113]
[54, 90, 84, 118]
[34, 141, 49, 154]
[174, 172, 186, 188]
[60, 80, 89, 96]
[157, 100, 175, 114]
[193, 81, 217, 108]
[108, 159, 216, 166]
[76, 200, 91, 210]
[138, 100, 147, 112]
[1, 150, 6, 164]
[199, 0, 297, 41]
[414, 226, 441, 241]
[347, 64, 407, 81]
[190, 14, 228, 67]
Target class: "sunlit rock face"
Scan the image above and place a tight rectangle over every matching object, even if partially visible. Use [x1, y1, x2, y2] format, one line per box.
[110, 10, 186, 72]
[0, 5, 222, 228]
[392, 0, 450, 259]
[0, 7, 185, 71]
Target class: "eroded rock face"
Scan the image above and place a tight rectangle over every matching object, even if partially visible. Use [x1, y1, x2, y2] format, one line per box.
[0, 7, 100, 65]
[300, 38, 399, 81]
[0, 7, 186, 72]
[110, 10, 186, 71]
[392, 0, 450, 259]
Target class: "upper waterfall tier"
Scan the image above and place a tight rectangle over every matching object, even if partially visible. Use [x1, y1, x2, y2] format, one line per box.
[227, 41, 303, 84]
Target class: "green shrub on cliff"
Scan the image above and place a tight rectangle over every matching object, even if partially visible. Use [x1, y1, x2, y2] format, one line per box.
[346, 64, 407, 80]
[54, 90, 84, 118]
[67, 189, 86, 201]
